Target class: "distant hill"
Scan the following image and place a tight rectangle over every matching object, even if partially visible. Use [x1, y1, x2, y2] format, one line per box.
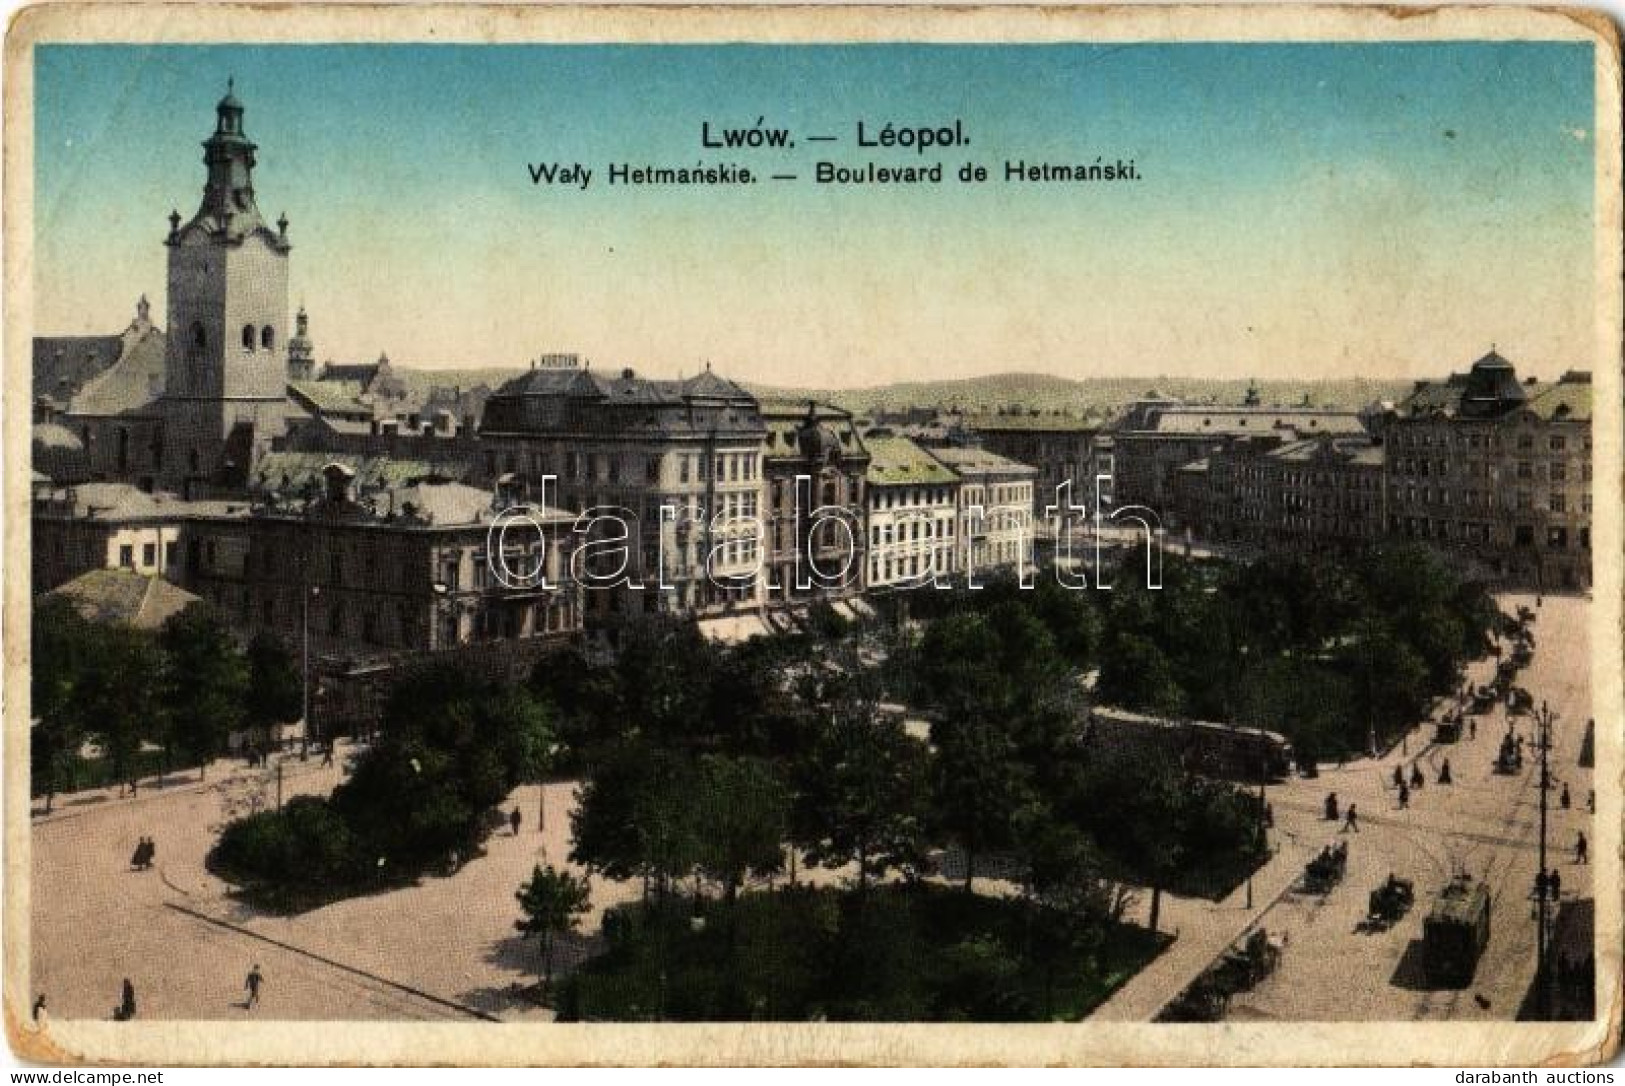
[744, 372, 1415, 420]
[391, 366, 1415, 422]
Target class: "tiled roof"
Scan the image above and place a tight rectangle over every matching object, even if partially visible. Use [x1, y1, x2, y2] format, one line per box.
[289, 380, 371, 416]
[44, 569, 201, 630]
[251, 451, 475, 496]
[33, 335, 124, 401]
[1133, 408, 1363, 435]
[927, 445, 1037, 477]
[67, 326, 166, 416]
[1527, 378, 1592, 422]
[865, 435, 959, 486]
[962, 414, 1095, 433]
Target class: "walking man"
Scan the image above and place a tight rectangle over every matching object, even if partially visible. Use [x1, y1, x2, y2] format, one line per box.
[116, 979, 136, 1021]
[245, 964, 264, 1010]
[1343, 803, 1359, 833]
[510, 808, 522, 836]
[322, 745, 335, 768]
[1549, 867, 1562, 902]
[1397, 781, 1409, 809]
[1575, 831, 1588, 865]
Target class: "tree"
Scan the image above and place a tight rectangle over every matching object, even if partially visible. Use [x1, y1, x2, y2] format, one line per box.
[692, 755, 788, 905]
[932, 719, 1032, 890]
[334, 666, 557, 871]
[244, 632, 302, 735]
[515, 863, 592, 992]
[570, 744, 699, 903]
[793, 707, 930, 893]
[159, 605, 249, 777]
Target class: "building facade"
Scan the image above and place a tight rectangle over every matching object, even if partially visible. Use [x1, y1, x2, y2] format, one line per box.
[863, 433, 961, 590]
[760, 402, 870, 606]
[1380, 355, 1592, 589]
[925, 445, 1037, 575]
[477, 357, 767, 636]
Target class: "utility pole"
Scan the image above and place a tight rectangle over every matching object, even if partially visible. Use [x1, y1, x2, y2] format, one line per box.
[1535, 699, 1555, 1019]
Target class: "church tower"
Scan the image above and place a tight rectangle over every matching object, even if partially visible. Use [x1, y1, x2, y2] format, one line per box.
[287, 306, 315, 380]
[161, 81, 291, 490]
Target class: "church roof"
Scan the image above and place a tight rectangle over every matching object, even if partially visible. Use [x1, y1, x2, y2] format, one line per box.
[33, 335, 124, 402]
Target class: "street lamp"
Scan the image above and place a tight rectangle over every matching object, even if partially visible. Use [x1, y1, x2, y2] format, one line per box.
[1534, 698, 1558, 1019]
[301, 583, 320, 758]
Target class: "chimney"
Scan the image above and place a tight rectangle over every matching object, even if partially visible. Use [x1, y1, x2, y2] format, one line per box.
[622, 367, 636, 380]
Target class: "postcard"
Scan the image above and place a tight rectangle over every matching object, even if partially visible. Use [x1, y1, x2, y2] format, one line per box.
[4, 2, 1621, 1067]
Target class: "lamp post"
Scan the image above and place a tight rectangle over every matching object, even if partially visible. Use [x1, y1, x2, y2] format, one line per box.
[1534, 698, 1556, 1019]
[301, 583, 320, 757]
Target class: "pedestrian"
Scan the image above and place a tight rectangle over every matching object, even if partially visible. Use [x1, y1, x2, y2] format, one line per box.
[1411, 764, 1425, 790]
[1549, 867, 1562, 901]
[1398, 781, 1409, 809]
[245, 964, 264, 1010]
[1533, 870, 1548, 917]
[1392, 765, 1404, 789]
[1263, 801, 1274, 829]
[322, 744, 335, 767]
[510, 808, 522, 836]
[145, 836, 156, 868]
[129, 777, 138, 798]
[1469, 718, 1477, 740]
[1343, 803, 1359, 833]
[1325, 792, 1339, 822]
[1561, 783, 1571, 809]
[116, 978, 136, 1021]
[1438, 758, 1452, 785]
[1575, 831, 1588, 864]
[1588, 789, 1595, 813]
[32, 994, 46, 1023]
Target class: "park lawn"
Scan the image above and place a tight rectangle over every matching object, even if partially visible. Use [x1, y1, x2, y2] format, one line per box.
[559, 881, 1171, 1022]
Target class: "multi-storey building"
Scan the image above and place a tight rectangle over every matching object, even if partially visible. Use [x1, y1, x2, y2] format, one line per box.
[1110, 390, 1364, 514]
[759, 402, 870, 606]
[863, 433, 960, 590]
[477, 357, 766, 637]
[958, 415, 1105, 515]
[1380, 354, 1592, 589]
[925, 445, 1037, 575]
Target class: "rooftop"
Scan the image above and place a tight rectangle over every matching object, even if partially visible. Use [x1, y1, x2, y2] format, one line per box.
[927, 445, 1037, 477]
[43, 569, 201, 630]
[865, 435, 959, 487]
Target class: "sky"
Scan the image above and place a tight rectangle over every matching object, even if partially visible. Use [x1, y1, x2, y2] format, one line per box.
[33, 42, 1597, 387]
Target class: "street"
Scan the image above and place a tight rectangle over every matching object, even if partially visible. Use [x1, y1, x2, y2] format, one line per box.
[27, 593, 1593, 1023]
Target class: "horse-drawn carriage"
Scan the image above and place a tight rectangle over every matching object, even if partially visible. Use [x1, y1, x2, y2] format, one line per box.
[1157, 928, 1283, 1022]
[1365, 874, 1415, 930]
[1302, 841, 1349, 894]
[1495, 733, 1524, 774]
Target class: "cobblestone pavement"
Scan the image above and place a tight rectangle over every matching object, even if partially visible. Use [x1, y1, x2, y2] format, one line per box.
[1094, 591, 1593, 1022]
[29, 594, 1593, 1023]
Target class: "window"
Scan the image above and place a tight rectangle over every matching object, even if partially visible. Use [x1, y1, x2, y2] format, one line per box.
[1547, 526, 1568, 550]
[261, 325, 275, 350]
[1549, 493, 1567, 514]
[1550, 435, 1567, 452]
[1549, 461, 1566, 483]
[242, 324, 256, 350]
[1517, 461, 1533, 480]
[119, 544, 134, 568]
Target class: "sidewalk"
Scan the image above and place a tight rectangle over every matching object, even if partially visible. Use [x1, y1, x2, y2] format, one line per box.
[29, 742, 359, 826]
[1089, 832, 1316, 1021]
